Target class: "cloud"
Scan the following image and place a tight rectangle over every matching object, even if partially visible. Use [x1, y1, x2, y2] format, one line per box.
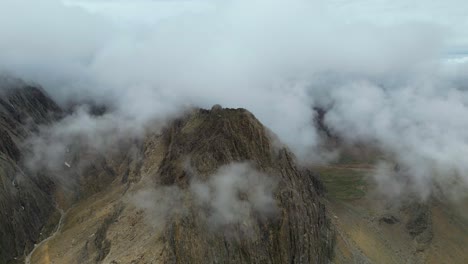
[191, 163, 278, 228]
[131, 163, 278, 232]
[131, 186, 186, 229]
[2, 0, 468, 199]
[323, 70, 468, 199]
[21, 105, 147, 184]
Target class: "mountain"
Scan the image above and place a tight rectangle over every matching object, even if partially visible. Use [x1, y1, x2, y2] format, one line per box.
[0, 86, 334, 263]
[27, 106, 334, 263]
[1, 83, 467, 264]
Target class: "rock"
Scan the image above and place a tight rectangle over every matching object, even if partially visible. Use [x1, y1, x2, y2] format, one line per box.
[210, 104, 222, 112]
[0, 91, 335, 263]
[405, 202, 433, 250]
[154, 108, 334, 263]
[379, 215, 400, 224]
[406, 204, 431, 237]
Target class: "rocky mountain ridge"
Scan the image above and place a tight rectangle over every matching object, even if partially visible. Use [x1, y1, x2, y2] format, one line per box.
[0, 84, 335, 263]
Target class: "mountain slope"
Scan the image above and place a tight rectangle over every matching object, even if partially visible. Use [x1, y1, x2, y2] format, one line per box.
[0, 84, 62, 264]
[318, 163, 468, 264]
[28, 107, 335, 264]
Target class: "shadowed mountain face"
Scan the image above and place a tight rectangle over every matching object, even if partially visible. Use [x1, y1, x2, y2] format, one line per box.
[0, 85, 62, 264]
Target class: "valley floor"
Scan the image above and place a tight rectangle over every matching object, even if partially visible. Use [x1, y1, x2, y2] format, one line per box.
[315, 164, 468, 264]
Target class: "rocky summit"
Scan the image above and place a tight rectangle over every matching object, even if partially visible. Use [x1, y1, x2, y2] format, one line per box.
[0, 85, 334, 263]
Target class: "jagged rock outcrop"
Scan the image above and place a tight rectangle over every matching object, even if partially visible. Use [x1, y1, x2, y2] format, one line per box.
[155, 108, 334, 263]
[26, 107, 334, 264]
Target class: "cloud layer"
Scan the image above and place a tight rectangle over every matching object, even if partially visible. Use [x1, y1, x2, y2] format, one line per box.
[2, 0, 468, 199]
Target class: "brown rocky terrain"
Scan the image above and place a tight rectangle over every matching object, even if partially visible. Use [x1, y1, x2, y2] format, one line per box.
[318, 163, 468, 264]
[4, 94, 334, 263]
[2, 85, 468, 264]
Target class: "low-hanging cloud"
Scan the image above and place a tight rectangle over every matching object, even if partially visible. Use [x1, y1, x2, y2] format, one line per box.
[131, 163, 278, 232]
[2, 0, 468, 199]
[191, 163, 278, 228]
[20, 105, 149, 186]
[324, 77, 468, 199]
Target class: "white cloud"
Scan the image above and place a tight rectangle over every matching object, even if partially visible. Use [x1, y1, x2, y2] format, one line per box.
[2, 0, 468, 198]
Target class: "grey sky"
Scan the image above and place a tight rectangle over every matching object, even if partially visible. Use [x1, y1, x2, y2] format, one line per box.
[63, 0, 468, 52]
[2, 0, 468, 199]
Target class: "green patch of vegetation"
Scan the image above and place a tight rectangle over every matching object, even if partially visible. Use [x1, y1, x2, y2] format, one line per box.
[316, 167, 368, 201]
[335, 151, 380, 165]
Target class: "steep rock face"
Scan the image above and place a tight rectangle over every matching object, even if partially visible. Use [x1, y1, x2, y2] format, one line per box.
[0, 85, 61, 137]
[27, 107, 334, 264]
[156, 108, 334, 263]
[0, 84, 62, 264]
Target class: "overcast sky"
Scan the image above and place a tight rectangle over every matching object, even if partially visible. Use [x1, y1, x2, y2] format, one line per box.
[63, 0, 468, 53]
[2, 0, 468, 199]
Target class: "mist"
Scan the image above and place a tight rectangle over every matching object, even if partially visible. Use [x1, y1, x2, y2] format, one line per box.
[1, 0, 468, 199]
[132, 163, 278, 232]
[191, 163, 278, 229]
